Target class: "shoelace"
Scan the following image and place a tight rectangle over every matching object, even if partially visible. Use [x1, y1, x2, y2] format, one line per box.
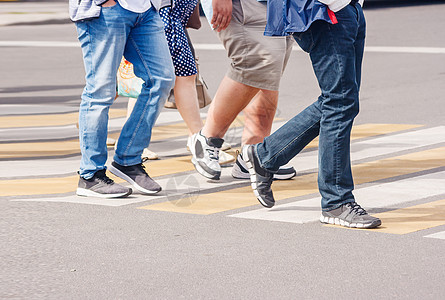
[206, 147, 220, 160]
[95, 170, 114, 184]
[346, 202, 367, 215]
[136, 161, 150, 176]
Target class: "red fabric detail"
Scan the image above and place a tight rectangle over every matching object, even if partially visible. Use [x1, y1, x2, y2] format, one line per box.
[328, 9, 338, 24]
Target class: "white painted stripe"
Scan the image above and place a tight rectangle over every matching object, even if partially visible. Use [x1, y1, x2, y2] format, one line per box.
[0, 41, 80, 47]
[0, 110, 204, 135]
[1, 41, 445, 54]
[292, 126, 445, 171]
[193, 44, 225, 50]
[424, 231, 445, 240]
[13, 195, 150, 207]
[230, 171, 445, 224]
[365, 46, 445, 54]
[0, 157, 81, 179]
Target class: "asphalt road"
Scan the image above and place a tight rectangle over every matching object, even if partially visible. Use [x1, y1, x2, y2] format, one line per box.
[1, 2, 445, 299]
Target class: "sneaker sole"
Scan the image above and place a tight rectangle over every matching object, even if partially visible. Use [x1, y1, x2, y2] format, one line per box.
[274, 171, 296, 180]
[108, 165, 161, 195]
[319, 216, 382, 229]
[191, 157, 221, 180]
[232, 169, 297, 181]
[242, 146, 274, 208]
[76, 187, 132, 199]
[232, 154, 296, 181]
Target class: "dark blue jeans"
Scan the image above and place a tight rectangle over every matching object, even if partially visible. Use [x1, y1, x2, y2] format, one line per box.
[255, 2, 365, 211]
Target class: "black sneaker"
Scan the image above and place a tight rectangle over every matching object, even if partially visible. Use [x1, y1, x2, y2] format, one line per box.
[109, 161, 161, 194]
[242, 145, 275, 208]
[76, 169, 132, 198]
[320, 202, 382, 229]
[232, 153, 296, 180]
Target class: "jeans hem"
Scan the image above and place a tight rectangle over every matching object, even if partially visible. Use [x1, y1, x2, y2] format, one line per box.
[113, 157, 142, 167]
[79, 167, 106, 180]
[322, 199, 355, 212]
[254, 144, 279, 174]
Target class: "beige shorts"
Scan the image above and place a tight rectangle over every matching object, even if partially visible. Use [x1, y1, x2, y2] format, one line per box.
[217, 0, 293, 91]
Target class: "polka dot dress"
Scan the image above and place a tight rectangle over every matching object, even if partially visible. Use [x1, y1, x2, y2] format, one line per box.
[160, 0, 199, 77]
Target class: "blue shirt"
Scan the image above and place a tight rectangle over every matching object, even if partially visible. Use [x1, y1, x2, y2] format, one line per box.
[265, 0, 337, 36]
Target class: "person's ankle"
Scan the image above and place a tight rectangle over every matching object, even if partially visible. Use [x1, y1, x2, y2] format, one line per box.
[201, 128, 223, 139]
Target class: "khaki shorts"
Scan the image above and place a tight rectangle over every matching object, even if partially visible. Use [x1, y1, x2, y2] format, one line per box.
[217, 0, 293, 91]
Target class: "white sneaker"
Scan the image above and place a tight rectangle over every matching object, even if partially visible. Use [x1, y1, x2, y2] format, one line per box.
[219, 150, 235, 165]
[221, 141, 232, 151]
[188, 136, 234, 165]
[189, 131, 224, 180]
[142, 148, 159, 160]
[232, 153, 296, 180]
[106, 138, 116, 147]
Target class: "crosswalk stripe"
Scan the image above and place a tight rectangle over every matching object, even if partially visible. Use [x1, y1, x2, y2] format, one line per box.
[0, 115, 247, 159]
[288, 125, 443, 171]
[424, 231, 445, 240]
[0, 123, 421, 178]
[0, 123, 418, 197]
[0, 150, 237, 197]
[371, 199, 445, 234]
[138, 147, 445, 215]
[0, 110, 198, 143]
[0, 109, 127, 129]
[0, 154, 190, 197]
[9, 162, 237, 206]
[3, 41, 445, 54]
[0, 122, 418, 160]
[290, 123, 422, 151]
[230, 172, 445, 231]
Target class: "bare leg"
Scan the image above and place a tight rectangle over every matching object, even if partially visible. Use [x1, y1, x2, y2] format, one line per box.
[174, 75, 203, 135]
[126, 97, 136, 119]
[201, 76, 259, 138]
[242, 89, 278, 145]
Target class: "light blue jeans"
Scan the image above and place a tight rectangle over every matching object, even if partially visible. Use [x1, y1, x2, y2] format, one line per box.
[75, 3, 175, 179]
[255, 3, 365, 211]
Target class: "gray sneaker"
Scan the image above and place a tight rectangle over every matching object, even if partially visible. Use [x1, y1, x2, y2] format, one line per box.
[76, 169, 132, 198]
[320, 202, 382, 229]
[242, 144, 275, 208]
[189, 131, 223, 180]
[109, 161, 161, 194]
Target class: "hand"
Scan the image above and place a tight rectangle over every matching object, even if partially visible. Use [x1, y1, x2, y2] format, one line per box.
[102, 0, 116, 7]
[211, 0, 232, 32]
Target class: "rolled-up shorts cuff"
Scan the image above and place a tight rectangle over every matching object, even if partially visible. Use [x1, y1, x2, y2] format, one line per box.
[226, 69, 280, 91]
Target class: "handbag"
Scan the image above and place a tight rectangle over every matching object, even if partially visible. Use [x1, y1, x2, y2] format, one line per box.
[186, 4, 201, 30]
[117, 57, 212, 109]
[116, 58, 144, 99]
[165, 56, 212, 109]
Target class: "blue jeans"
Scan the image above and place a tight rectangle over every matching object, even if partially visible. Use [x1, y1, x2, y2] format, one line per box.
[75, 3, 175, 179]
[255, 2, 365, 211]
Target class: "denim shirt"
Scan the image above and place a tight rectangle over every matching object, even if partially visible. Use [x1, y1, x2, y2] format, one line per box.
[265, 0, 338, 36]
[69, 0, 169, 22]
[69, 0, 106, 22]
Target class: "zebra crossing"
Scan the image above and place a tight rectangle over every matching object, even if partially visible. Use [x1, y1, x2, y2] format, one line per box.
[1, 107, 445, 240]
